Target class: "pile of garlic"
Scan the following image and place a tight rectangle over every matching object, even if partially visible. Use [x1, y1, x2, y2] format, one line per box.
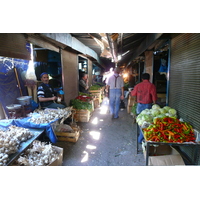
[8, 125, 33, 143]
[16, 140, 59, 166]
[0, 126, 33, 166]
[28, 107, 72, 124]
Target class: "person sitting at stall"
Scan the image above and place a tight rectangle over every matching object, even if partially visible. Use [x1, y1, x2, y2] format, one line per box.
[37, 72, 66, 109]
[79, 72, 90, 94]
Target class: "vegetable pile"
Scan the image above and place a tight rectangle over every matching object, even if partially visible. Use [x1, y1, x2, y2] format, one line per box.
[136, 104, 177, 126]
[79, 92, 93, 98]
[90, 84, 101, 90]
[75, 95, 92, 102]
[16, 140, 60, 166]
[143, 117, 196, 143]
[70, 99, 93, 111]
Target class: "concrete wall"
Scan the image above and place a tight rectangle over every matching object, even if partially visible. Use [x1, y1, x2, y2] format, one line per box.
[61, 49, 78, 106]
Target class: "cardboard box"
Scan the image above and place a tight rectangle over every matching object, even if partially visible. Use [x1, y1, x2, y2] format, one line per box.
[49, 146, 63, 166]
[148, 154, 185, 166]
[142, 144, 185, 166]
[12, 145, 63, 166]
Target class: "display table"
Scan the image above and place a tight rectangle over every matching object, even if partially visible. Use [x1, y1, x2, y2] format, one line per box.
[6, 128, 44, 166]
[14, 117, 58, 143]
[136, 124, 200, 165]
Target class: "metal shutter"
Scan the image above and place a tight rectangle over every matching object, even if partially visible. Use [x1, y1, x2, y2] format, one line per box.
[0, 33, 30, 60]
[169, 33, 200, 131]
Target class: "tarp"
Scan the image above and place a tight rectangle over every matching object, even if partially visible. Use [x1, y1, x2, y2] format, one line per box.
[0, 56, 29, 116]
[0, 117, 58, 143]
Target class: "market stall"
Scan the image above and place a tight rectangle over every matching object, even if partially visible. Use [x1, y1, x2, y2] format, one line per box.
[135, 104, 200, 165]
[0, 121, 45, 166]
[0, 106, 73, 166]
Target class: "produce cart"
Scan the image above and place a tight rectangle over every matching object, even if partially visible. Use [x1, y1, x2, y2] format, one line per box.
[136, 118, 200, 166]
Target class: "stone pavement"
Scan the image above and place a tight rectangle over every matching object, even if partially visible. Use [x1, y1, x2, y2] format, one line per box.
[55, 97, 145, 166]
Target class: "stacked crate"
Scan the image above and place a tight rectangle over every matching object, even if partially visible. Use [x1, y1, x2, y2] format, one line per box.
[89, 89, 102, 106]
[74, 109, 91, 122]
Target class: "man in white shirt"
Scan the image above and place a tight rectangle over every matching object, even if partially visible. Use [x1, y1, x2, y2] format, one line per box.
[106, 67, 124, 119]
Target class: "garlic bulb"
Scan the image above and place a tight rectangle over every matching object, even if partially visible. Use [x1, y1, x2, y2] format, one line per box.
[16, 140, 59, 166]
[28, 107, 72, 124]
[0, 125, 33, 165]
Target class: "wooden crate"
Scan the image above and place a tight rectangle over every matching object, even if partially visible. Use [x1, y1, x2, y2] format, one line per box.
[55, 127, 80, 143]
[89, 89, 102, 99]
[74, 109, 91, 122]
[128, 95, 135, 107]
[127, 105, 132, 114]
[93, 98, 100, 108]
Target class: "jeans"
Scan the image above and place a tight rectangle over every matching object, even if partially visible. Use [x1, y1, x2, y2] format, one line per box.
[137, 103, 152, 143]
[136, 103, 152, 115]
[109, 89, 121, 118]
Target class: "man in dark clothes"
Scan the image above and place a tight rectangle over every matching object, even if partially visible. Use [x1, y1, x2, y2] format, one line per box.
[79, 73, 90, 94]
[37, 72, 65, 109]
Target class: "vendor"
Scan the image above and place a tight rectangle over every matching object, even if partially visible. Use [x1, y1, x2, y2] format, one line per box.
[79, 73, 90, 94]
[37, 72, 65, 109]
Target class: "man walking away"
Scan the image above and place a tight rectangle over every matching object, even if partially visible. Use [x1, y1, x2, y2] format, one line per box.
[131, 73, 157, 143]
[106, 67, 124, 119]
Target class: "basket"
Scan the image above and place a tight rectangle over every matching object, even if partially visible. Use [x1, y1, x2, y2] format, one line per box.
[17, 96, 32, 105]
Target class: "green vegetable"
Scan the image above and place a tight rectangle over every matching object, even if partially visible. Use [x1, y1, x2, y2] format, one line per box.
[152, 104, 160, 110]
[168, 108, 177, 115]
[90, 84, 101, 90]
[159, 108, 167, 114]
[151, 109, 160, 117]
[131, 103, 137, 115]
[70, 99, 93, 111]
[79, 92, 93, 97]
[163, 106, 171, 112]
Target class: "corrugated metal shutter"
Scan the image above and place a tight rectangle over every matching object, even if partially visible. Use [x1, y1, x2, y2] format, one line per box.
[0, 33, 30, 60]
[169, 33, 200, 131]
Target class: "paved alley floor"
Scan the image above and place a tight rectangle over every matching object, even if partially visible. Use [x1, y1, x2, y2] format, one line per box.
[55, 97, 145, 166]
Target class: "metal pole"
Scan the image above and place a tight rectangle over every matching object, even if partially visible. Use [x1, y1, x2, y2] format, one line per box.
[14, 66, 23, 96]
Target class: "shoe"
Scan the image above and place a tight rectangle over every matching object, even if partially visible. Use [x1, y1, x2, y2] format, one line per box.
[113, 116, 119, 119]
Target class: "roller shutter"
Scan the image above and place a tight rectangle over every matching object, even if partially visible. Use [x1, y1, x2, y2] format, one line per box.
[0, 33, 30, 60]
[169, 33, 200, 131]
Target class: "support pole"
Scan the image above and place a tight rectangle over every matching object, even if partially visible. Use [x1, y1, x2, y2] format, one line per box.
[14, 66, 23, 96]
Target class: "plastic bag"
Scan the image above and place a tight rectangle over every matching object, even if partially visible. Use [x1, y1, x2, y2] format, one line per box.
[55, 124, 73, 133]
[120, 100, 125, 109]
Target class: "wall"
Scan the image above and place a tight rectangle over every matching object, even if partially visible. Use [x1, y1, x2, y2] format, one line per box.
[61, 50, 78, 106]
[88, 59, 93, 86]
[0, 33, 30, 60]
[144, 51, 154, 82]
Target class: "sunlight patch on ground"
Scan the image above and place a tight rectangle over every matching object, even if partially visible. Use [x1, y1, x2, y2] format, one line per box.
[89, 131, 101, 140]
[91, 117, 98, 124]
[86, 144, 96, 150]
[100, 97, 109, 114]
[81, 151, 88, 163]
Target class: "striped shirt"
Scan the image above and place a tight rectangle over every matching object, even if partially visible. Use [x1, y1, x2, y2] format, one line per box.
[37, 84, 53, 98]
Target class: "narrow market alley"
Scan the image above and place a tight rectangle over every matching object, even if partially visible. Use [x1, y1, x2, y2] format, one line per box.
[55, 97, 145, 166]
